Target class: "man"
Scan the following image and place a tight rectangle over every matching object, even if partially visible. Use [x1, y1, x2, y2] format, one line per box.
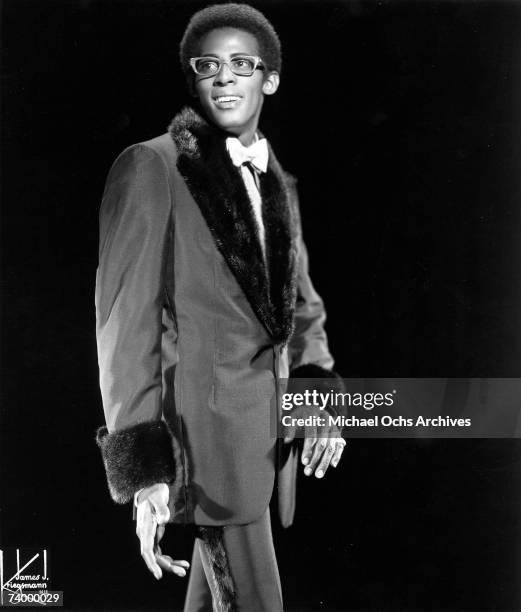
[95, 4, 345, 610]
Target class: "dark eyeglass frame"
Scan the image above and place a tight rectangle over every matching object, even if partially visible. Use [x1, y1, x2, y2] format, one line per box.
[189, 55, 265, 77]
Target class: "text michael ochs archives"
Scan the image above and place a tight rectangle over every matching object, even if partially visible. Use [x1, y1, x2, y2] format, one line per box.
[279, 389, 472, 430]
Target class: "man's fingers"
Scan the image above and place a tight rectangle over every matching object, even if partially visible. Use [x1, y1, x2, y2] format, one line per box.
[142, 549, 162, 580]
[314, 440, 336, 478]
[141, 524, 162, 579]
[156, 554, 189, 578]
[301, 437, 316, 466]
[304, 437, 327, 475]
[170, 560, 191, 568]
[331, 439, 346, 467]
[157, 554, 190, 577]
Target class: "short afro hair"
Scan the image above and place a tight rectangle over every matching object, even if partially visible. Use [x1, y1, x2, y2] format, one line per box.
[179, 3, 281, 86]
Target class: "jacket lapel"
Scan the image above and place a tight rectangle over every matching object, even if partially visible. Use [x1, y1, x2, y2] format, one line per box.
[168, 106, 298, 345]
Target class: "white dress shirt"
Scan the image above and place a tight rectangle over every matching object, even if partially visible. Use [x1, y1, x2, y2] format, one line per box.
[225, 134, 267, 258]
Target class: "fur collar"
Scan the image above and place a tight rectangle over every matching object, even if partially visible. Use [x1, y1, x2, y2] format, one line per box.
[168, 106, 299, 345]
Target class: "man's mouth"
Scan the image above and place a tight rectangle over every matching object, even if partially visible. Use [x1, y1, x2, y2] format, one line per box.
[213, 95, 241, 102]
[212, 95, 242, 109]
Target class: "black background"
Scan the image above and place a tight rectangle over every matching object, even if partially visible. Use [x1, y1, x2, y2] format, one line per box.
[2, 1, 521, 610]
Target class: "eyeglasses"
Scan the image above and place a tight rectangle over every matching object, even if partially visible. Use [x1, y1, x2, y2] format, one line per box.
[189, 55, 265, 77]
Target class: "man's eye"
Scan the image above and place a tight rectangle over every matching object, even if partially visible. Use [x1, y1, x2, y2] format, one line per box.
[232, 58, 254, 70]
[197, 59, 219, 73]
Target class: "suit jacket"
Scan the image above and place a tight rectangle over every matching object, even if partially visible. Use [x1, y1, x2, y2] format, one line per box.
[95, 106, 342, 527]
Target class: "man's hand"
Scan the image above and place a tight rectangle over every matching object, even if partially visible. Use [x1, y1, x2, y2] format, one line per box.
[135, 483, 190, 580]
[301, 436, 346, 478]
[283, 408, 346, 479]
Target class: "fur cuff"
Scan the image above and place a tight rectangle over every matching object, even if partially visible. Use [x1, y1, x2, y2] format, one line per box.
[96, 421, 176, 504]
[289, 363, 345, 417]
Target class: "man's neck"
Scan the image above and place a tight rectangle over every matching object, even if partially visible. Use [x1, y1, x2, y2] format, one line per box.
[236, 128, 258, 147]
[225, 118, 260, 146]
[236, 131, 259, 146]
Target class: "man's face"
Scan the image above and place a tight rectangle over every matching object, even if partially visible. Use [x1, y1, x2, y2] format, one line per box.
[193, 27, 279, 143]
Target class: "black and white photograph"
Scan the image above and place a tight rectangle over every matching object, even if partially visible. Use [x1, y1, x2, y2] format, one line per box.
[2, 1, 521, 610]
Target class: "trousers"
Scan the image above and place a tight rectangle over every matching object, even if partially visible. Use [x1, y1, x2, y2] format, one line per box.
[183, 507, 283, 612]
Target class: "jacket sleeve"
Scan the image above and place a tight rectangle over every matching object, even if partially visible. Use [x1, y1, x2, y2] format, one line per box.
[95, 144, 176, 504]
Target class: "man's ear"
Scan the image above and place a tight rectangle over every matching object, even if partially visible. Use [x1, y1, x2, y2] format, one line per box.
[262, 71, 280, 96]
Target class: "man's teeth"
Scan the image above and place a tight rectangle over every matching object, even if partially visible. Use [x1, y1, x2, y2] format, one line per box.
[215, 96, 240, 102]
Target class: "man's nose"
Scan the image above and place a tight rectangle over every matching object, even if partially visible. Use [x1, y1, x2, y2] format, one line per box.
[214, 61, 237, 85]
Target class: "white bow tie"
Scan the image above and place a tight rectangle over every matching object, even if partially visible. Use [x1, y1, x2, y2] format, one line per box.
[226, 137, 269, 173]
